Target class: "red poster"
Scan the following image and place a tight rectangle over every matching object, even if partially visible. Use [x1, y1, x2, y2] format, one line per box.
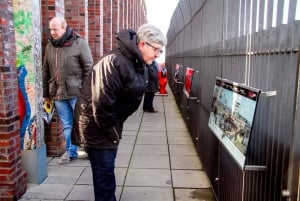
[183, 67, 195, 98]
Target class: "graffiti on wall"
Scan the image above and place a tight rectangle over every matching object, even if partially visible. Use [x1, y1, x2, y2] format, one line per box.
[13, 0, 36, 149]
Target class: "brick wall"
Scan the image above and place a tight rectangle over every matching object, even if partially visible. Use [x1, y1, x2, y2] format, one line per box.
[101, 0, 147, 55]
[41, 0, 65, 56]
[44, 113, 65, 157]
[119, 0, 124, 30]
[65, 0, 87, 38]
[128, 0, 133, 29]
[0, 1, 27, 200]
[112, 0, 119, 50]
[88, 0, 104, 62]
[103, 0, 113, 54]
[123, 0, 128, 28]
[86, 0, 147, 61]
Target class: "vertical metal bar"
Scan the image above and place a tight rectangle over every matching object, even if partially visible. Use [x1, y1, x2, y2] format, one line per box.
[287, 47, 300, 201]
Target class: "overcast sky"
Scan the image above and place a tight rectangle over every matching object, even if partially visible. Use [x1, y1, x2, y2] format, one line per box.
[145, 0, 179, 35]
[145, 0, 179, 62]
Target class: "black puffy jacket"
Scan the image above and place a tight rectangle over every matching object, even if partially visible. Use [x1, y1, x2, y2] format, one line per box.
[72, 29, 147, 149]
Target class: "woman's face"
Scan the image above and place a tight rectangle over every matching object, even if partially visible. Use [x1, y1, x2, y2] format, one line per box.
[139, 41, 163, 65]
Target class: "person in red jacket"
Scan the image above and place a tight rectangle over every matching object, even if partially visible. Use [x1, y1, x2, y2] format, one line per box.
[158, 62, 168, 94]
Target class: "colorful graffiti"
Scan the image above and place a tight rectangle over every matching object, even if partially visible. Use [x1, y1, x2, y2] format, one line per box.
[17, 66, 31, 149]
[13, 10, 32, 35]
[13, 4, 36, 149]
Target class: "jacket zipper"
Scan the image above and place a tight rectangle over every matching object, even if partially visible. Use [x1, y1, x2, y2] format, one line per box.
[112, 127, 120, 144]
[55, 48, 59, 100]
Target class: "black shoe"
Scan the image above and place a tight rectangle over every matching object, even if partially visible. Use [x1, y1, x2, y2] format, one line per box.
[146, 109, 158, 113]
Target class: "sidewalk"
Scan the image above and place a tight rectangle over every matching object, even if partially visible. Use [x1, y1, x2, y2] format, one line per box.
[19, 86, 216, 201]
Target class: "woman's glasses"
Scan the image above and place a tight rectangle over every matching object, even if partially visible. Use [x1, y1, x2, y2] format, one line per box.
[146, 42, 163, 54]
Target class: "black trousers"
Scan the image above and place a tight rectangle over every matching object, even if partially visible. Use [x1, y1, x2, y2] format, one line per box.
[143, 92, 155, 111]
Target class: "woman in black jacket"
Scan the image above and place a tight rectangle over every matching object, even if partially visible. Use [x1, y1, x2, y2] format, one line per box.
[72, 24, 166, 201]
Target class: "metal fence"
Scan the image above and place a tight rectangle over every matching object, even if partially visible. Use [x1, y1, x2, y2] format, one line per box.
[165, 0, 300, 201]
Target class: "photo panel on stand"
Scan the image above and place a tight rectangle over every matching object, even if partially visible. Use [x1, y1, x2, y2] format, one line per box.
[208, 77, 261, 169]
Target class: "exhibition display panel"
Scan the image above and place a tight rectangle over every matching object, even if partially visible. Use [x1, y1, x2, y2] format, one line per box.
[208, 77, 261, 169]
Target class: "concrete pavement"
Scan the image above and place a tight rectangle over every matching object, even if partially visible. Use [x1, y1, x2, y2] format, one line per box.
[19, 86, 216, 201]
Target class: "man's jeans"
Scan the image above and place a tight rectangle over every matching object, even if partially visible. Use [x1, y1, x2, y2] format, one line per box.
[86, 148, 117, 201]
[54, 98, 78, 158]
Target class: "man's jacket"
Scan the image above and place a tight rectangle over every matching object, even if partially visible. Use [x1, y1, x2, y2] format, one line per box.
[72, 29, 147, 149]
[42, 27, 93, 100]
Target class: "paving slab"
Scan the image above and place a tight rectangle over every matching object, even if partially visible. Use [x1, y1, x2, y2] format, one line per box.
[136, 135, 167, 145]
[168, 136, 194, 144]
[66, 185, 94, 201]
[76, 167, 93, 185]
[129, 155, 170, 168]
[19, 184, 73, 200]
[174, 188, 216, 201]
[169, 144, 198, 156]
[137, 131, 167, 136]
[120, 135, 137, 144]
[167, 131, 191, 136]
[125, 169, 172, 187]
[48, 157, 89, 167]
[118, 143, 135, 154]
[170, 155, 203, 170]
[166, 121, 188, 132]
[115, 167, 128, 186]
[142, 114, 165, 122]
[120, 187, 174, 201]
[121, 130, 138, 136]
[43, 166, 86, 184]
[133, 144, 169, 155]
[115, 153, 132, 168]
[139, 124, 166, 132]
[172, 170, 211, 188]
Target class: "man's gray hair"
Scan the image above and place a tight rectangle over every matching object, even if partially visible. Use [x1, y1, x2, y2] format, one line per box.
[137, 24, 167, 46]
[50, 16, 68, 29]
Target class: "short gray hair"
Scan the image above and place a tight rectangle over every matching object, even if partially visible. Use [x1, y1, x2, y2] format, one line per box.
[50, 16, 68, 29]
[137, 24, 167, 46]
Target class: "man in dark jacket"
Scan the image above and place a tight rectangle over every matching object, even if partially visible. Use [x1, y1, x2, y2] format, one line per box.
[143, 60, 159, 112]
[71, 24, 166, 201]
[42, 17, 93, 164]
